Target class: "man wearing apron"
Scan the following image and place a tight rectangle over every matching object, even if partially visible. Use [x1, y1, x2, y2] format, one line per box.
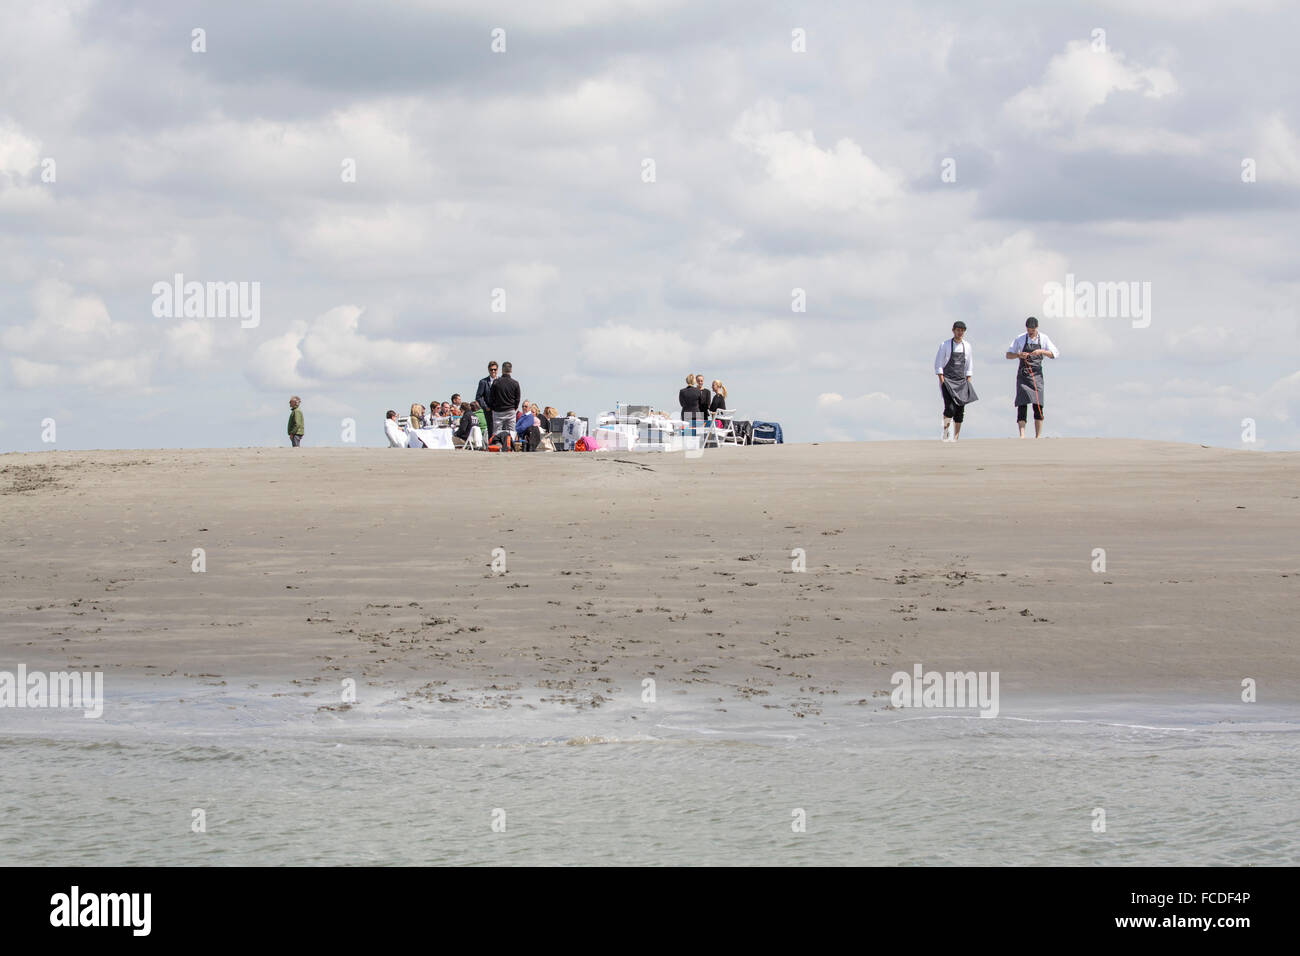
[1005, 316, 1060, 438]
[934, 321, 978, 441]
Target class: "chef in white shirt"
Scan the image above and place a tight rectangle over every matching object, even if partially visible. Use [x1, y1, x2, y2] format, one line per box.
[1005, 316, 1060, 438]
[934, 320, 978, 441]
[384, 410, 408, 448]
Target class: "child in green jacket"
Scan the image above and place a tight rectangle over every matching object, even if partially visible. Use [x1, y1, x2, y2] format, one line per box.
[288, 396, 304, 446]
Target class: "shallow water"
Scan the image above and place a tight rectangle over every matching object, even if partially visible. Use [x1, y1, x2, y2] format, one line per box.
[1, 681, 1296, 865]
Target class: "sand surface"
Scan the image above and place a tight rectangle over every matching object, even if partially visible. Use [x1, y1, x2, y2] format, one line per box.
[2, 440, 1297, 712]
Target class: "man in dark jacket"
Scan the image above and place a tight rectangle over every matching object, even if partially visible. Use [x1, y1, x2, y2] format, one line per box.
[695, 374, 712, 427]
[475, 361, 498, 419]
[678, 374, 701, 433]
[489, 361, 521, 441]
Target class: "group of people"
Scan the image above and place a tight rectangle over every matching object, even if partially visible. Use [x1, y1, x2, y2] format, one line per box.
[284, 325, 1059, 448]
[677, 374, 728, 430]
[934, 316, 1060, 441]
[383, 360, 575, 451]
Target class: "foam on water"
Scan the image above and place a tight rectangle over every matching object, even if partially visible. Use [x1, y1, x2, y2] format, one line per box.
[2, 677, 1297, 865]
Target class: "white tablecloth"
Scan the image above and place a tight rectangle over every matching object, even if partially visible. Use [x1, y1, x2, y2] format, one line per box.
[592, 419, 701, 452]
[408, 427, 454, 450]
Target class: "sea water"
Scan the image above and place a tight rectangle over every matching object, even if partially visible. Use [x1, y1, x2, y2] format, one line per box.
[1, 680, 1295, 866]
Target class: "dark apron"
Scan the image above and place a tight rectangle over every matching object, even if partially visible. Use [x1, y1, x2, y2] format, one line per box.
[942, 338, 978, 405]
[1015, 335, 1045, 407]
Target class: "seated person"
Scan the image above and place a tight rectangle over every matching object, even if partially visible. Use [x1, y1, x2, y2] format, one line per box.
[515, 407, 542, 451]
[384, 410, 407, 448]
[406, 404, 427, 448]
[562, 411, 585, 450]
[454, 406, 483, 448]
[532, 404, 557, 451]
[470, 401, 489, 438]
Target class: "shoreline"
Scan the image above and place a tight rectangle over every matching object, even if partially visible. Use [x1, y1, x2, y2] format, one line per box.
[5, 672, 1296, 743]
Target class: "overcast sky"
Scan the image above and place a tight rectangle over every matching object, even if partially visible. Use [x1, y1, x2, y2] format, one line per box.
[2, 0, 1298, 450]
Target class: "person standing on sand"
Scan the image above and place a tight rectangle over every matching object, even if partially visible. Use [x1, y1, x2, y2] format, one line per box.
[475, 362, 498, 421]
[489, 361, 521, 442]
[287, 396, 304, 447]
[935, 321, 977, 442]
[695, 375, 712, 427]
[1006, 316, 1059, 438]
[678, 374, 701, 433]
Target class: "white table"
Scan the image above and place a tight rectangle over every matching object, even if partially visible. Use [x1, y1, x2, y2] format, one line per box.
[407, 427, 454, 450]
[592, 419, 703, 453]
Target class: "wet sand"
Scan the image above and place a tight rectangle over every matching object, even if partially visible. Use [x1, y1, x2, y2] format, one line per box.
[2, 440, 1297, 715]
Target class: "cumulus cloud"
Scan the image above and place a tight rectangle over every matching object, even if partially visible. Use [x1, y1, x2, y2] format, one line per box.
[163, 319, 217, 368]
[2, 280, 154, 389]
[246, 306, 442, 389]
[1003, 40, 1177, 133]
[0, 119, 41, 177]
[731, 101, 902, 213]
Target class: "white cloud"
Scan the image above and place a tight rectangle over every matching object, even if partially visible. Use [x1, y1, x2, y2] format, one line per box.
[702, 320, 800, 363]
[415, 0, 689, 30]
[1, 280, 117, 355]
[163, 319, 217, 368]
[731, 100, 902, 212]
[246, 306, 443, 390]
[580, 319, 806, 375]
[0, 119, 41, 177]
[11, 354, 152, 390]
[2, 280, 152, 389]
[247, 320, 314, 391]
[1165, 323, 1250, 363]
[1257, 113, 1300, 185]
[581, 323, 690, 372]
[821, 390, 925, 441]
[1003, 40, 1177, 133]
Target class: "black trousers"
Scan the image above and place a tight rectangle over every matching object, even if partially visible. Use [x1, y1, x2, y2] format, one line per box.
[1017, 404, 1044, 422]
[940, 382, 965, 423]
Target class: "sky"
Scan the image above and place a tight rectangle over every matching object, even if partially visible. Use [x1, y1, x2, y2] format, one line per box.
[2, 0, 1298, 451]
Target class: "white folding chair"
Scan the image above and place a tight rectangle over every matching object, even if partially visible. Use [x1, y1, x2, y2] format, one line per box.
[700, 414, 721, 448]
[715, 410, 740, 446]
[457, 425, 484, 450]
